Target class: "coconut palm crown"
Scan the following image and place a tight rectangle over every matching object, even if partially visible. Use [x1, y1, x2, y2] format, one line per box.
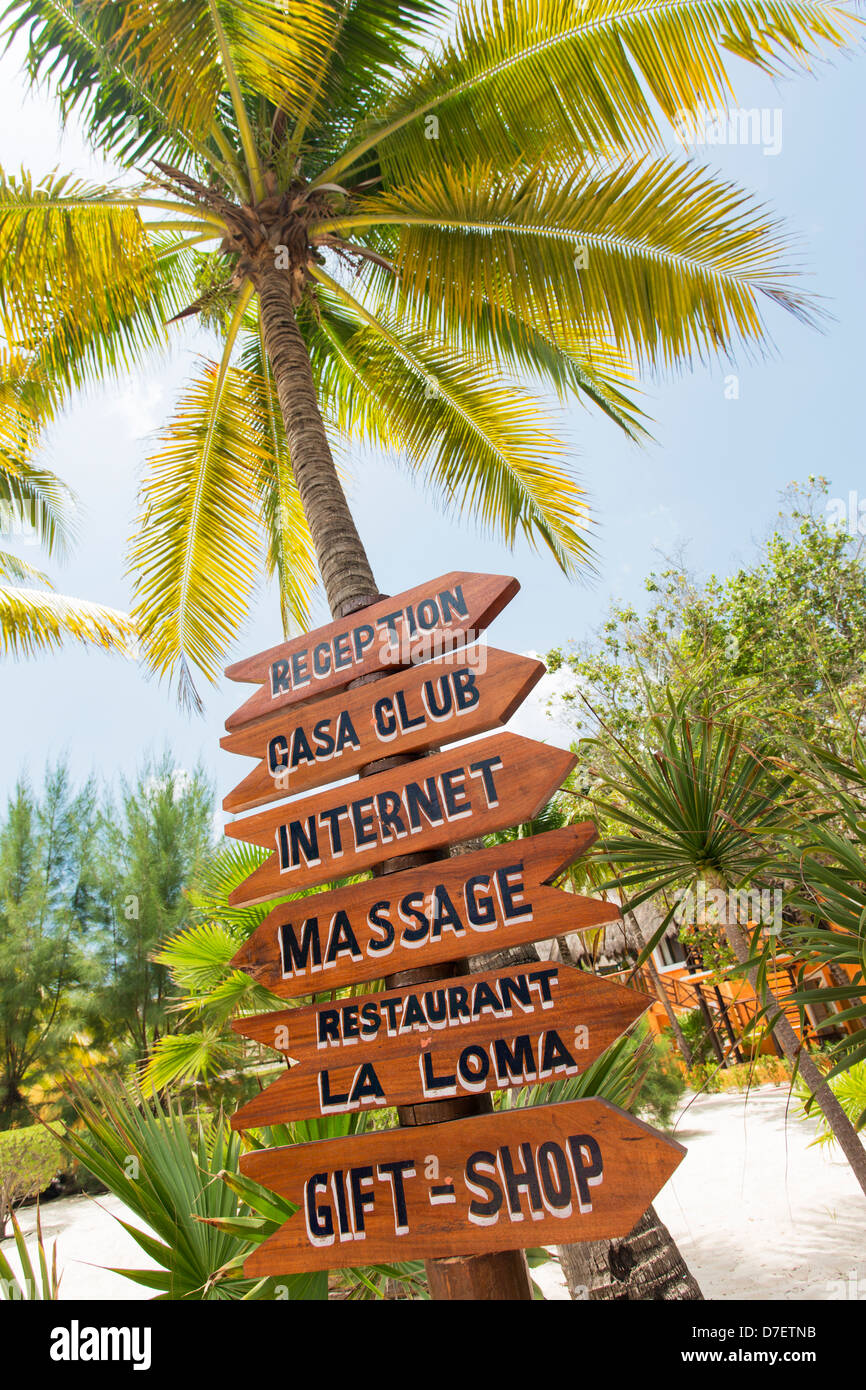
[0, 0, 857, 704]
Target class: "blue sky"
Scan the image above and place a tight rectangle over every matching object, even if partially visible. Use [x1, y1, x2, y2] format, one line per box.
[1, 33, 864, 816]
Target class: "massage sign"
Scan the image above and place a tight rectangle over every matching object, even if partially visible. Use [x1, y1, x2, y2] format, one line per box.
[222, 571, 685, 1276]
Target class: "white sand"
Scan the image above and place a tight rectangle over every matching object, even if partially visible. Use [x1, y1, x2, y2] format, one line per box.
[3, 1085, 863, 1300]
[1, 1193, 157, 1300]
[535, 1084, 866, 1301]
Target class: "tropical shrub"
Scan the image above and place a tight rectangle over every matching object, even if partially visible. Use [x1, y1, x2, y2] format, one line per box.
[0, 1125, 64, 1237]
[55, 1072, 428, 1300]
[633, 1030, 686, 1130]
[794, 1060, 866, 1147]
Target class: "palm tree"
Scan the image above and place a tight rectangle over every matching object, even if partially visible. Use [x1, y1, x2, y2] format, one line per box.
[585, 688, 866, 1198]
[0, 358, 135, 657]
[0, 0, 856, 705]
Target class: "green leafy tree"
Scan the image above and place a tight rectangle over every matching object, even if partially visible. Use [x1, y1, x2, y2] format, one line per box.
[0, 764, 101, 1122]
[92, 754, 216, 1063]
[547, 479, 866, 750]
[0, 2, 858, 705]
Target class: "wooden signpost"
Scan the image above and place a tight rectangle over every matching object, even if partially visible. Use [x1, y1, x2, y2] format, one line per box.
[220, 569, 685, 1296]
[239, 1100, 686, 1275]
[221, 647, 544, 813]
[224, 571, 519, 728]
[229, 824, 619, 985]
[224, 733, 576, 897]
[230, 964, 652, 1128]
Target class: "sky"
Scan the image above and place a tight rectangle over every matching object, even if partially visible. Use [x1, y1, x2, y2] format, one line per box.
[1, 29, 865, 820]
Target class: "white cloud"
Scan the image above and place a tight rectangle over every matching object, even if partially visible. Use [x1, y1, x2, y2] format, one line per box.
[504, 651, 575, 749]
[107, 377, 165, 440]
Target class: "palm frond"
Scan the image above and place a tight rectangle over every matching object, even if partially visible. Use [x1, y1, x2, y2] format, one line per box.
[2, 0, 233, 172]
[0, 170, 199, 397]
[0, 583, 137, 659]
[128, 341, 269, 711]
[319, 154, 820, 368]
[319, 0, 854, 185]
[313, 272, 594, 572]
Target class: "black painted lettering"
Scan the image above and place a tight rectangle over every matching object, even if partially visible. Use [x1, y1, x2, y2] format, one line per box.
[492, 1033, 537, 1085]
[469, 754, 504, 806]
[351, 796, 377, 848]
[439, 585, 468, 623]
[377, 1159, 415, 1233]
[465, 874, 496, 927]
[440, 767, 470, 819]
[291, 650, 309, 689]
[368, 901, 395, 954]
[304, 1174, 334, 1245]
[271, 658, 290, 695]
[325, 911, 362, 966]
[453, 668, 479, 711]
[348, 1165, 376, 1233]
[318, 804, 348, 856]
[404, 776, 444, 831]
[317, 1008, 341, 1045]
[312, 719, 335, 757]
[499, 1142, 543, 1220]
[280, 917, 322, 976]
[353, 623, 375, 660]
[268, 734, 289, 774]
[429, 885, 464, 941]
[567, 1134, 604, 1211]
[376, 791, 407, 842]
[465, 1150, 502, 1226]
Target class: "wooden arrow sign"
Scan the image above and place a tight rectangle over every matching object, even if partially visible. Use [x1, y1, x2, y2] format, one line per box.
[230, 824, 618, 984]
[224, 733, 576, 897]
[224, 572, 519, 730]
[230, 964, 651, 1128]
[239, 1099, 685, 1275]
[221, 648, 544, 815]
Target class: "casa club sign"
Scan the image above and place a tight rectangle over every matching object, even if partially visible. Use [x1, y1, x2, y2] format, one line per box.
[224, 733, 576, 895]
[222, 570, 683, 1286]
[231, 963, 652, 1128]
[221, 647, 544, 813]
[230, 824, 619, 988]
[239, 1101, 686, 1274]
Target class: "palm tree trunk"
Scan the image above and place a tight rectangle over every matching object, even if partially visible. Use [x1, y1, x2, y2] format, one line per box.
[252, 257, 379, 618]
[709, 879, 866, 1199]
[557, 1204, 703, 1300]
[254, 264, 534, 1299]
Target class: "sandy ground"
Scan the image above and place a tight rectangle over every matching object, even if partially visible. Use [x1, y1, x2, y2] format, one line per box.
[2, 1085, 863, 1301]
[535, 1084, 866, 1301]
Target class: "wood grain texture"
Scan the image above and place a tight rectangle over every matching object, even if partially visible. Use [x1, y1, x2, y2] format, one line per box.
[240, 1099, 686, 1275]
[224, 572, 519, 727]
[221, 648, 544, 814]
[230, 963, 652, 1128]
[229, 823, 618, 988]
[224, 733, 576, 898]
